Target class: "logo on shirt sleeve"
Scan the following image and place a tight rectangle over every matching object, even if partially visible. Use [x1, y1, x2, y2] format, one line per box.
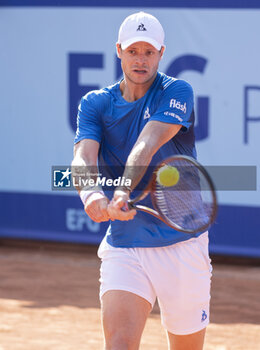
[144, 107, 151, 119]
[164, 111, 183, 122]
[169, 99, 187, 114]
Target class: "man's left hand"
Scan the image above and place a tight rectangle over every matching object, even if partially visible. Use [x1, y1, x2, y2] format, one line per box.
[108, 190, 136, 221]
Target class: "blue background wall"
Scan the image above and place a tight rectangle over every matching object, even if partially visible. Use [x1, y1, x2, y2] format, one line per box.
[0, 1, 259, 256]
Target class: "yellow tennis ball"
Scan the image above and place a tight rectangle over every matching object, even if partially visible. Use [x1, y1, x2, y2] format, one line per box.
[157, 165, 179, 187]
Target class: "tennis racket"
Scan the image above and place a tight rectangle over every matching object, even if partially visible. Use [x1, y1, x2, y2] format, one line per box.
[126, 155, 217, 234]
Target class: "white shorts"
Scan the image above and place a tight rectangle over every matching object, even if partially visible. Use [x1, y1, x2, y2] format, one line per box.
[97, 232, 212, 335]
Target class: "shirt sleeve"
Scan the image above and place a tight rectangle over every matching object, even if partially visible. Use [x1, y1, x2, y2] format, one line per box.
[74, 92, 102, 144]
[149, 79, 194, 131]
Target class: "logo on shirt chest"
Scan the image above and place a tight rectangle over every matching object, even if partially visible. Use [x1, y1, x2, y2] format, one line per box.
[143, 107, 151, 119]
[169, 99, 187, 114]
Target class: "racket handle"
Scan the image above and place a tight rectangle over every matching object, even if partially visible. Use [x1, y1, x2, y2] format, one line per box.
[121, 201, 135, 211]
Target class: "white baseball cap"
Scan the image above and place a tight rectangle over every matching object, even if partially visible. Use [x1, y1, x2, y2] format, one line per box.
[117, 12, 165, 51]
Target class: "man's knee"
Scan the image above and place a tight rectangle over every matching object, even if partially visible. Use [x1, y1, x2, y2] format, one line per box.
[104, 329, 139, 350]
[167, 327, 206, 350]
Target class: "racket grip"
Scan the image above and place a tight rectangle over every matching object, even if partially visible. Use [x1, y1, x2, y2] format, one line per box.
[121, 201, 134, 211]
[127, 201, 135, 209]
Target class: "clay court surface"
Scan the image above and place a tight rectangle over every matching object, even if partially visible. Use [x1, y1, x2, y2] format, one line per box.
[0, 240, 259, 350]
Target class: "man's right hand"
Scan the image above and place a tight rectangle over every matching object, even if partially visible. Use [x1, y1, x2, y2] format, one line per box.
[84, 192, 110, 223]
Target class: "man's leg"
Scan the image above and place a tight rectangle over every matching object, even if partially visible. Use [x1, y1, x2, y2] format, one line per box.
[167, 328, 206, 350]
[101, 290, 152, 350]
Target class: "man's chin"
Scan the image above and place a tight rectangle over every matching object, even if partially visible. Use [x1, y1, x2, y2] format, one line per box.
[129, 73, 155, 85]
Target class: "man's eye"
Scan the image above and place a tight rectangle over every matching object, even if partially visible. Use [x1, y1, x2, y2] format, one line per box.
[129, 50, 135, 54]
[147, 51, 154, 55]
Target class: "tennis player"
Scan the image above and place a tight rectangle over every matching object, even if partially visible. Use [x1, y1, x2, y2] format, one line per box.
[72, 12, 212, 350]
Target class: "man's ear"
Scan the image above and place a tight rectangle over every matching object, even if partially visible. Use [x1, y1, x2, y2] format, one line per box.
[159, 46, 165, 60]
[116, 43, 122, 59]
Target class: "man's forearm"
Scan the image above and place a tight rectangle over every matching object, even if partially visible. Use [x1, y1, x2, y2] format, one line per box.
[119, 122, 182, 192]
[72, 139, 101, 193]
[120, 140, 153, 192]
[71, 157, 100, 193]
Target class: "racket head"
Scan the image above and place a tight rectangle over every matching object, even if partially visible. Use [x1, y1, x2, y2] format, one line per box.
[150, 155, 217, 234]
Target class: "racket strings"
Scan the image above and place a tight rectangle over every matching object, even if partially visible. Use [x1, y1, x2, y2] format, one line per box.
[153, 159, 215, 232]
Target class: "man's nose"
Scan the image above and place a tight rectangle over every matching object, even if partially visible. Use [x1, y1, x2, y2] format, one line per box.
[135, 54, 147, 64]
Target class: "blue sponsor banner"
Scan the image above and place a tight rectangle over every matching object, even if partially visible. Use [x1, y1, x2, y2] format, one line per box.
[0, 192, 108, 244]
[0, 192, 260, 257]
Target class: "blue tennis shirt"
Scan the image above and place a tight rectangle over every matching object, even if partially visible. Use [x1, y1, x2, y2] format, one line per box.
[75, 71, 203, 247]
